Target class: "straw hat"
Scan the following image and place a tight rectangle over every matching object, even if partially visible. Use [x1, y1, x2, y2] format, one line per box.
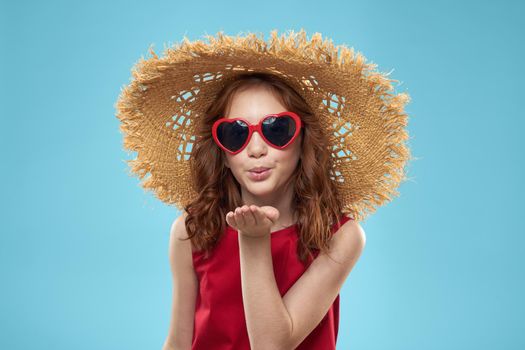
[115, 29, 413, 222]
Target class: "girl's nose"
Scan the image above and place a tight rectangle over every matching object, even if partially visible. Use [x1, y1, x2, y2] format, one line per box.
[246, 131, 267, 156]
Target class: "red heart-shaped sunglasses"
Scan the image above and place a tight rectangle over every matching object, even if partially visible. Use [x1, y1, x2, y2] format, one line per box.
[212, 111, 302, 155]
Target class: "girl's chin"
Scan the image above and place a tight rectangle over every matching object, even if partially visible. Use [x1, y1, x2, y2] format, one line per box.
[247, 185, 273, 193]
[244, 183, 274, 195]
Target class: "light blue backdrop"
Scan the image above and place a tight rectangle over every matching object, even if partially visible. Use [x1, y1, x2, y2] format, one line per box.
[1, 0, 523, 349]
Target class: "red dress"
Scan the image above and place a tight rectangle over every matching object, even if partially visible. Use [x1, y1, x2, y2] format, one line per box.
[191, 215, 353, 349]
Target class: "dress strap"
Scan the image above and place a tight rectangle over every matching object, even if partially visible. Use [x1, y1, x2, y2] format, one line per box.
[331, 214, 354, 232]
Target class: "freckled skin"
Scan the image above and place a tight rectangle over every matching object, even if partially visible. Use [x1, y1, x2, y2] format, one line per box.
[223, 85, 302, 232]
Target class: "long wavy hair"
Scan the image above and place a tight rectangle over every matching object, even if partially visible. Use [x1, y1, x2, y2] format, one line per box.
[181, 72, 353, 266]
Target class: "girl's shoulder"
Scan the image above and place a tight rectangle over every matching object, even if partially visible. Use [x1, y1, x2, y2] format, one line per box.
[171, 211, 198, 254]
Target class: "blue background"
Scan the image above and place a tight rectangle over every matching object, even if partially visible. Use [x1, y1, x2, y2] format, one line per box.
[1, 0, 524, 349]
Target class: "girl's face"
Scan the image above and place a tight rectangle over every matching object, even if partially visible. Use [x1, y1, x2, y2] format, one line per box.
[223, 85, 302, 201]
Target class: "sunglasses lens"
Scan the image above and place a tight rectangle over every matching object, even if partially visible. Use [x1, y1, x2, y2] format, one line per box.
[216, 120, 249, 152]
[262, 115, 297, 147]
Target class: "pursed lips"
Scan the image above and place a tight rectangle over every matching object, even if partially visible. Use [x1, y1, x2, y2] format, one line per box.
[248, 167, 271, 173]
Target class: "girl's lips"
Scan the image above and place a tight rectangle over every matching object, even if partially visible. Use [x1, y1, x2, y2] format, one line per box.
[247, 168, 272, 181]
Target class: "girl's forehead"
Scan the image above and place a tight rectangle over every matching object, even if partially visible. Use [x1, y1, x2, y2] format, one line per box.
[224, 97, 287, 123]
[225, 86, 286, 119]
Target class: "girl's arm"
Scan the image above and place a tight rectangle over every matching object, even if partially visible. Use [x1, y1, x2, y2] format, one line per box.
[238, 217, 366, 350]
[162, 213, 198, 350]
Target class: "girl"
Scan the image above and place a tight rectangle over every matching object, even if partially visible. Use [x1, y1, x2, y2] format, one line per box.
[115, 29, 411, 350]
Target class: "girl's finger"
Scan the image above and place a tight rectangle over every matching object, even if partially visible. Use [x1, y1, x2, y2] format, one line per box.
[242, 206, 253, 225]
[244, 206, 256, 225]
[252, 206, 264, 225]
[249, 205, 259, 225]
[227, 211, 237, 227]
[235, 208, 245, 226]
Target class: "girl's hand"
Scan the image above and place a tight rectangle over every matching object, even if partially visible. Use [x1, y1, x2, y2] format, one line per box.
[226, 205, 280, 239]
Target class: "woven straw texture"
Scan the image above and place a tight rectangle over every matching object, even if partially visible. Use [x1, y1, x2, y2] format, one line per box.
[115, 29, 412, 222]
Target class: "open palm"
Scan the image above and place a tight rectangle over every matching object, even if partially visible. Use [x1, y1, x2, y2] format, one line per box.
[226, 205, 280, 238]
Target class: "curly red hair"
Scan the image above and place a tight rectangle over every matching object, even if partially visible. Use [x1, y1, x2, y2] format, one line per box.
[181, 72, 354, 266]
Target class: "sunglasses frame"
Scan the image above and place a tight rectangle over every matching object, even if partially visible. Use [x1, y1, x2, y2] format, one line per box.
[212, 111, 302, 155]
